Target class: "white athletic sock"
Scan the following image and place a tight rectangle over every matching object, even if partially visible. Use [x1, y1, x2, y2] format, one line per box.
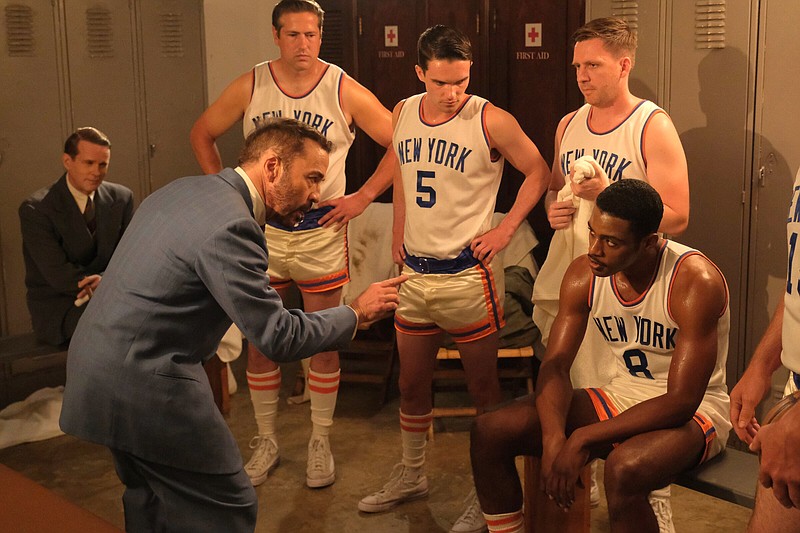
[400, 410, 432, 469]
[247, 368, 281, 437]
[308, 368, 340, 437]
[484, 509, 524, 533]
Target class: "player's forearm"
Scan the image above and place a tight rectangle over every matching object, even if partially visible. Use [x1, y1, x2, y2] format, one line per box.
[355, 148, 396, 203]
[503, 171, 550, 235]
[747, 299, 786, 377]
[658, 205, 689, 236]
[535, 359, 574, 443]
[190, 125, 224, 174]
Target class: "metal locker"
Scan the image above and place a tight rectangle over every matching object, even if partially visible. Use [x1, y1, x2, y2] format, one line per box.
[138, 0, 205, 193]
[64, 0, 145, 200]
[0, 0, 67, 334]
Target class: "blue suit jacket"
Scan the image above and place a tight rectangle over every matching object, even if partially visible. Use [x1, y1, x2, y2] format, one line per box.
[60, 168, 356, 474]
[19, 175, 134, 345]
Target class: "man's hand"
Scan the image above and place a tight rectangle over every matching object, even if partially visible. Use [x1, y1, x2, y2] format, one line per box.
[751, 403, 800, 508]
[317, 192, 371, 230]
[730, 368, 772, 444]
[570, 159, 609, 202]
[470, 225, 514, 263]
[349, 274, 407, 328]
[544, 434, 589, 510]
[75, 274, 101, 307]
[547, 199, 577, 230]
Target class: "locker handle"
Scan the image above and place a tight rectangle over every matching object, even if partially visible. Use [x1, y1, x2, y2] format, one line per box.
[149, 143, 157, 158]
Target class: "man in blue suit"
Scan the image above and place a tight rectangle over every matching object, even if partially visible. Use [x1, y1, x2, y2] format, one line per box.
[59, 118, 404, 532]
[19, 127, 134, 346]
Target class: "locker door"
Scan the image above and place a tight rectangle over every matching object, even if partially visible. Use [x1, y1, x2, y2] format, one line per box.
[0, 0, 66, 334]
[64, 0, 144, 200]
[138, 0, 205, 192]
[425, 0, 485, 98]
[669, 1, 759, 388]
[749, 0, 800, 397]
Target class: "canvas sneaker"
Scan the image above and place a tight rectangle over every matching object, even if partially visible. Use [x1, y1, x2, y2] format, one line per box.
[306, 435, 336, 488]
[244, 435, 279, 486]
[450, 488, 488, 532]
[358, 463, 429, 513]
[648, 486, 676, 533]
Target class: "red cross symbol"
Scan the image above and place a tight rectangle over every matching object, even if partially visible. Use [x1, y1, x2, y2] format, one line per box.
[387, 29, 396, 43]
[528, 26, 539, 43]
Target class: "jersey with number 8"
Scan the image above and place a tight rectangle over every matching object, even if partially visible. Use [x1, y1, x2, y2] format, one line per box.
[394, 93, 504, 260]
[590, 240, 730, 419]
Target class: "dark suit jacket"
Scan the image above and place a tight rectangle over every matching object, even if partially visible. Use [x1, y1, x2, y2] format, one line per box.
[60, 168, 356, 474]
[19, 174, 134, 345]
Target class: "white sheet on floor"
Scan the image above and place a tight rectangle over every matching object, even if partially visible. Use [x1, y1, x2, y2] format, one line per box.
[0, 386, 64, 449]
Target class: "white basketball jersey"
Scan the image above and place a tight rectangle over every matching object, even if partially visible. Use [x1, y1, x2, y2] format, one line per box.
[559, 100, 664, 183]
[782, 169, 800, 372]
[243, 60, 355, 202]
[394, 93, 504, 260]
[591, 240, 730, 415]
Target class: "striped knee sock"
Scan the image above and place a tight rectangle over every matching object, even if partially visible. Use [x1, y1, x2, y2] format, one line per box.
[247, 368, 281, 437]
[400, 410, 432, 469]
[308, 368, 340, 437]
[484, 510, 524, 533]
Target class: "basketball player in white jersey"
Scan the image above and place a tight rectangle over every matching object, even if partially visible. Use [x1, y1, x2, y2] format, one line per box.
[532, 17, 690, 519]
[356, 25, 550, 533]
[190, 0, 395, 490]
[470, 180, 730, 533]
[730, 169, 800, 531]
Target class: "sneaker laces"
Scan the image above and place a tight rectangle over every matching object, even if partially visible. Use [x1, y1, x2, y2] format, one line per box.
[246, 435, 276, 470]
[308, 437, 330, 474]
[456, 489, 484, 526]
[373, 464, 409, 497]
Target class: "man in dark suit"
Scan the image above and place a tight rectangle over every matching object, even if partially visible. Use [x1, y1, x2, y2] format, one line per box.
[59, 118, 404, 532]
[19, 127, 134, 346]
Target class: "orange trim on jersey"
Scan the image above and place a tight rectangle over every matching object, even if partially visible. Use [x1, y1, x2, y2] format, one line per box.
[268, 60, 330, 99]
[478, 263, 505, 330]
[640, 109, 667, 168]
[394, 315, 442, 336]
[666, 250, 729, 321]
[419, 94, 473, 127]
[692, 412, 717, 465]
[480, 102, 502, 162]
[612, 241, 667, 307]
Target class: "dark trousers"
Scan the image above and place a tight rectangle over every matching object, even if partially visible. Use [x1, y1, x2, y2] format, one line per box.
[111, 449, 257, 533]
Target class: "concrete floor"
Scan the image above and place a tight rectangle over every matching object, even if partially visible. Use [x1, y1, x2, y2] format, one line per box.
[0, 357, 752, 532]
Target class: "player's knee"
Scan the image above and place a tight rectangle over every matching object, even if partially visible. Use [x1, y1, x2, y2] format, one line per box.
[604, 450, 647, 499]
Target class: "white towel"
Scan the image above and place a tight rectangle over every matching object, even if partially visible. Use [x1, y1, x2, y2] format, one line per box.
[532, 156, 615, 388]
[0, 387, 65, 449]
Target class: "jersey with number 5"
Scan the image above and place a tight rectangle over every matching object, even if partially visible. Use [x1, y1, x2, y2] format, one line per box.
[589, 240, 730, 410]
[394, 93, 504, 260]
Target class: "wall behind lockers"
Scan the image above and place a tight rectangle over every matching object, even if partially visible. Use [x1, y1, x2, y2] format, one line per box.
[0, 0, 205, 335]
[587, 0, 800, 401]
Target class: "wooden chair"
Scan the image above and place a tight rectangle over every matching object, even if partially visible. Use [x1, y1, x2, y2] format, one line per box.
[523, 457, 591, 533]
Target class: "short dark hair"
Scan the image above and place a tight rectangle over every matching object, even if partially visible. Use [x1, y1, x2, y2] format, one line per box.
[64, 127, 111, 157]
[417, 25, 472, 71]
[596, 180, 663, 240]
[272, 0, 324, 33]
[573, 17, 637, 65]
[239, 118, 332, 167]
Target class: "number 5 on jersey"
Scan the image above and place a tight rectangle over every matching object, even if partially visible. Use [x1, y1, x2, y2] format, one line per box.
[416, 170, 436, 208]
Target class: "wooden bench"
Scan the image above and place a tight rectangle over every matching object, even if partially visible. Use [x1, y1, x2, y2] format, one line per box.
[0, 333, 68, 408]
[431, 346, 536, 421]
[0, 464, 122, 532]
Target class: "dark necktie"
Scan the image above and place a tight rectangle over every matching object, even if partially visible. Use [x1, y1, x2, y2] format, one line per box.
[84, 196, 96, 235]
